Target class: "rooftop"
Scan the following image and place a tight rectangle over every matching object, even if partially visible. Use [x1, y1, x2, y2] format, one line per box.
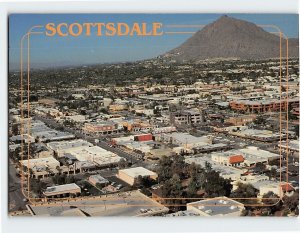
[119, 167, 157, 178]
[28, 190, 168, 216]
[187, 197, 244, 216]
[44, 183, 81, 195]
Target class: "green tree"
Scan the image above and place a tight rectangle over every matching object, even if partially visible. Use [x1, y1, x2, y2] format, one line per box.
[230, 183, 258, 204]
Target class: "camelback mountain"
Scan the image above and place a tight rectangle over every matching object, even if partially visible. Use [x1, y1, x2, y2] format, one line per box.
[163, 15, 299, 61]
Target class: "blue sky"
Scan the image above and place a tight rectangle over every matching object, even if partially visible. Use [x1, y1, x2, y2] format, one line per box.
[9, 13, 299, 70]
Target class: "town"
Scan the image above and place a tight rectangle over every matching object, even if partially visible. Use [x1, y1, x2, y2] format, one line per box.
[8, 57, 299, 217]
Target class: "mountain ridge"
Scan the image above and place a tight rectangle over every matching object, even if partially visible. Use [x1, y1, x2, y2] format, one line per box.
[163, 15, 299, 61]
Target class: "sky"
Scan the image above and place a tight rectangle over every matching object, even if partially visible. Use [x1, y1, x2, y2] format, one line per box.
[9, 13, 299, 70]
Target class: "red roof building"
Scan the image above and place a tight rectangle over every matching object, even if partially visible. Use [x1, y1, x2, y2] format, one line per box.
[229, 155, 245, 164]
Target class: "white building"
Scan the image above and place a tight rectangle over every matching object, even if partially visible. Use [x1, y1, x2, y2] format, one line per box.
[187, 197, 245, 217]
[118, 167, 158, 186]
[47, 139, 93, 157]
[43, 183, 81, 198]
[66, 146, 122, 168]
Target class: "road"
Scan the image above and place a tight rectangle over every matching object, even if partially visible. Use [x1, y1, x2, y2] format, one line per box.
[8, 159, 27, 212]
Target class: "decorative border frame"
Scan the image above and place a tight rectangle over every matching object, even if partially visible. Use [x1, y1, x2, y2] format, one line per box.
[17, 21, 291, 209]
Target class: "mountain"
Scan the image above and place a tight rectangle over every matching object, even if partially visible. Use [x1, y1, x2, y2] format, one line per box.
[163, 15, 299, 61]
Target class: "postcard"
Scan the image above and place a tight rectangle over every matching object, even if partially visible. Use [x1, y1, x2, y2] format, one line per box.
[8, 13, 299, 217]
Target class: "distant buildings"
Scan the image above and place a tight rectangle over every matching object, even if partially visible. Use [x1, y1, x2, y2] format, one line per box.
[170, 110, 202, 125]
[24, 120, 75, 142]
[84, 121, 121, 135]
[161, 132, 212, 149]
[222, 126, 287, 142]
[225, 115, 256, 126]
[278, 140, 299, 153]
[230, 97, 299, 113]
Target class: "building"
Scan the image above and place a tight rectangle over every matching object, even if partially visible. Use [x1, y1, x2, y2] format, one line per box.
[187, 197, 245, 217]
[65, 146, 122, 168]
[170, 110, 202, 125]
[212, 154, 245, 167]
[225, 115, 256, 126]
[211, 147, 280, 167]
[24, 120, 75, 142]
[278, 140, 299, 153]
[121, 119, 152, 132]
[27, 190, 169, 216]
[19, 157, 60, 171]
[10, 134, 35, 144]
[118, 167, 158, 186]
[43, 183, 81, 198]
[134, 133, 153, 142]
[252, 181, 295, 198]
[185, 156, 244, 181]
[161, 132, 212, 149]
[47, 139, 93, 157]
[230, 97, 299, 113]
[227, 126, 286, 142]
[19, 157, 60, 179]
[88, 174, 109, 187]
[84, 121, 121, 135]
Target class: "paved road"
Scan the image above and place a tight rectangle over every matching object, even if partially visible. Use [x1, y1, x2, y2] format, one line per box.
[8, 160, 27, 212]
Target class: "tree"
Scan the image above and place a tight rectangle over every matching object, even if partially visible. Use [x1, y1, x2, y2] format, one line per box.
[261, 191, 282, 215]
[157, 156, 175, 183]
[283, 192, 299, 214]
[12, 124, 19, 135]
[294, 125, 299, 137]
[254, 162, 266, 173]
[204, 170, 232, 197]
[230, 183, 258, 204]
[118, 158, 128, 169]
[160, 174, 184, 211]
[187, 177, 198, 197]
[205, 161, 212, 172]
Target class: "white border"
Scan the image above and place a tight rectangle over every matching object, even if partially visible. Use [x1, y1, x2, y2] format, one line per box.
[1, 1, 299, 233]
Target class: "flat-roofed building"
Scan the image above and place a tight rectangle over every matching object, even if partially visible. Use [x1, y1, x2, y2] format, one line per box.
[118, 167, 158, 186]
[10, 134, 35, 144]
[47, 139, 93, 157]
[170, 110, 202, 125]
[278, 140, 299, 153]
[19, 157, 60, 170]
[252, 181, 295, 198]
[66, 146, 122, 168]
[187, 197, 245, 217]
[121, 119, 152, 132]
[162, 132, 212, 149]
[225, 115, 256, 126]
[230, 97, 299, 113]
[227, 127, 286, 142]
[185, 156, 244, 181]
[88, 174, 109, 187]
[27, 190, 168, 216]
[19, 157, 60, 179]
[84, 121, 121, 135]
[211, 147, 280, 167]
[43, 183, 81, 198]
